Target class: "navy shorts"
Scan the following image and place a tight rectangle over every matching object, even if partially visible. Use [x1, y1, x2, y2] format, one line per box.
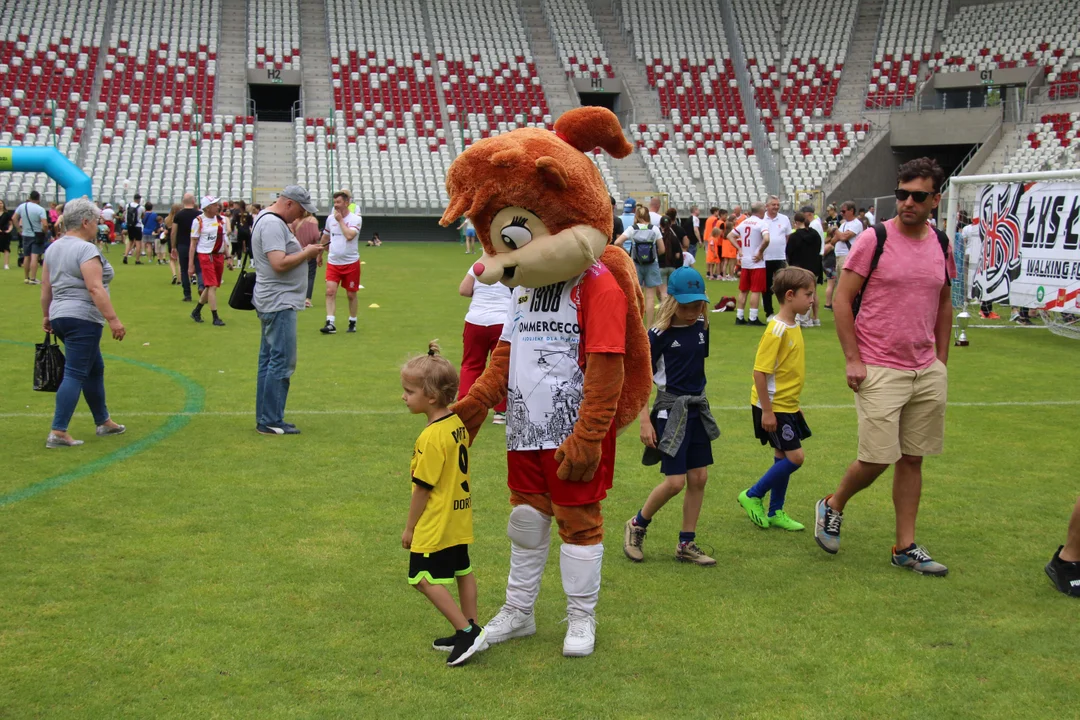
[408, 543, 472, 586]
[752, 406, 812, 451]
[650, 412, 714, 476]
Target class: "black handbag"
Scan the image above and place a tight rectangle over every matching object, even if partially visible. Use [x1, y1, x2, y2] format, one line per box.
[34, 332, 65, 392]
[228, 250, 257, 311]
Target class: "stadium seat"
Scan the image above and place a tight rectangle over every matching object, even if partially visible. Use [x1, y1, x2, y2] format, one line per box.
[248, 0, 301, 71]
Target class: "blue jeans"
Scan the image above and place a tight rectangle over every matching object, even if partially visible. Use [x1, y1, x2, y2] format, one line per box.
[50, 316, 109, 432]
[256, 309, 298, 427]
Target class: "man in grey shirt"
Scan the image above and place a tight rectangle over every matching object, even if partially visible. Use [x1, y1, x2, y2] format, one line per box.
[251, 185, 324, 435]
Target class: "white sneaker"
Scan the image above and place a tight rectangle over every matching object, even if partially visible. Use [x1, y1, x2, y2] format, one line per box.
[562, 614, 597, 657]
[492, 412, 506, 425]
[484, 605, 536, 645]
[813, 319, 822, 327]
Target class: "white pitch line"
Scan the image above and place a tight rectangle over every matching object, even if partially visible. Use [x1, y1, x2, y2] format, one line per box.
[2, 399, 1079, 420]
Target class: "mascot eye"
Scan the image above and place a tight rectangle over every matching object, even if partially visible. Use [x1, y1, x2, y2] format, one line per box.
[500, 217, 533, 250]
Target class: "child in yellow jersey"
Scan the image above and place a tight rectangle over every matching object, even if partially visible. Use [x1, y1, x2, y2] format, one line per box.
[401, 341, 488, 667]
[737, 268, 817, 531]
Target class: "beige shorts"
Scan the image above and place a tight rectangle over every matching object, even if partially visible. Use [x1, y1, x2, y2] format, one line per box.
[855, 360, 948, 464]
[836, 254, 847, 273]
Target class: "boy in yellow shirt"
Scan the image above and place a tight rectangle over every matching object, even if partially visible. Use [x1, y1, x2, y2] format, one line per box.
[401, 342, 487, 667]
[737, 267, 816, 530]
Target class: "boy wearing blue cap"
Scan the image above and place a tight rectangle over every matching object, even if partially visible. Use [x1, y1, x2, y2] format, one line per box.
[624, 267, 721, 566]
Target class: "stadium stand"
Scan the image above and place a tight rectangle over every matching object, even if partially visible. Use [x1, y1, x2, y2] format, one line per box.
[0, 0, 101, 203]
[301, 0, 450, 211]
[430, 0, 552, 148]
[868, 0, 946, 108]
[1003, 112, 1080, 173]
[248, 0, 300, 71]
[542, 0, 613, 79]
[936, 0, 1080, 78]
[84, 0, 255, 206]
[619, 0, 766, 207]
[779, 0, 857, 119]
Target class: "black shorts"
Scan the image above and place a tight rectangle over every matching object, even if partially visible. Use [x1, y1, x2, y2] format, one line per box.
[128, 227, 143, 242]
[0, 233, 9, 253]
[408, 543, 472, 585]
[752, 406, 812, 451]
[646, 412, 714, 475]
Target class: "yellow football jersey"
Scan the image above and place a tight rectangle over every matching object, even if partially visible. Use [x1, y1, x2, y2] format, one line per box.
[750, 318, 806, 414]
[409, 413, 474, 554]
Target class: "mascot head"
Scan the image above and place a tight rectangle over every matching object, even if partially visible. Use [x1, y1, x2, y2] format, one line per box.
[439, 107, 633, 288]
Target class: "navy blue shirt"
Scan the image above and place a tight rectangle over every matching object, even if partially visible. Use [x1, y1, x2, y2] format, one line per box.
[649, 318, 709, 396]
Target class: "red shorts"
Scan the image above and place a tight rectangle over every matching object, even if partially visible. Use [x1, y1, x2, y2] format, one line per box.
[739, 266, 767, 293]
[506, 422, 617, 506]
[198, 253, 225, 287]
[326, 261, 361, 291]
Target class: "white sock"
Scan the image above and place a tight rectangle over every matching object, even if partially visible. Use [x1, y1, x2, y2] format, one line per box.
[327, 315, 335, 323]
[348, 317, 357, 323]
[749, 308, 759, 321]
[736, 308, 745, 320]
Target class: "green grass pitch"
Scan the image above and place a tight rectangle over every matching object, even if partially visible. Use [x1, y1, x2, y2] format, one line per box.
[1, 241, 1077, 718]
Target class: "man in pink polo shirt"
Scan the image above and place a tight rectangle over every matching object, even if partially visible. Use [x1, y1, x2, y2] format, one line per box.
[813, 157, 957, 576]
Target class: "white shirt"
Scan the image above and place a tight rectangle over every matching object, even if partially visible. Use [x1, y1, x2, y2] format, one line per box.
[101, 208, 115, 222]
[128, 202, 144, 228]
[735, 215, 769, 270]
[809, 215, 826, 255]
[763, 212, 793, 261]
[682, 250, 696, 267]
[865, 209, 876, 226]
[325, 211, 362, 265]
[834, 219, 863, 256]
[192, 213, 226, 254]
[464, 266, 512, 327]
[961, 222, 981, 261]
[649, 211, 663, 228]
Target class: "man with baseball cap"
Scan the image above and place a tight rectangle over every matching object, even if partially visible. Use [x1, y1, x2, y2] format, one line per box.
[251, 185, 325, 435]
[188, 196, 233, 326]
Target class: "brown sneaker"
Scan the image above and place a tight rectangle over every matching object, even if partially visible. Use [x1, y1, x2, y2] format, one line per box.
[623, 517, 647, 562]
[675, 541, 716, 566]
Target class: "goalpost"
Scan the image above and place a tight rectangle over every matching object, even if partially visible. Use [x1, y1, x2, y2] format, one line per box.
[943, 168, 1080, 339]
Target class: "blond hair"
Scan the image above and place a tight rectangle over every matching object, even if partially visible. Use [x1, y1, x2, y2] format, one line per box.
[401, 340, 459, 407]
[634, 205, 650, 224]
[651, 295, 709, 334]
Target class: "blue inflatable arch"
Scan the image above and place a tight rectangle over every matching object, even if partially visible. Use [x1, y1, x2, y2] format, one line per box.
[0, 147, 92, 202]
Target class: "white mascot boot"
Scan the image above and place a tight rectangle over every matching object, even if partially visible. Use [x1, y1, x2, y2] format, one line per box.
[560, 542, 603, 657]
[485, 504, 551, 645]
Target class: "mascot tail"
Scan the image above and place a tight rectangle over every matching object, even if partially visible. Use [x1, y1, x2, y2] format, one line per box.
[600, 245, 652, 432]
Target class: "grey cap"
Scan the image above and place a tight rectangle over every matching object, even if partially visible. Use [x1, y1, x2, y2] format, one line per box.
[279, 185, 317, 213]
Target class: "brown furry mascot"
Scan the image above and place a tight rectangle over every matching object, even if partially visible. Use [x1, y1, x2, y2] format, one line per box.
[440, 107, 651, 657]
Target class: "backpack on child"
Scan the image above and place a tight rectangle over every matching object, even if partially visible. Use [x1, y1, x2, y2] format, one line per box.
[631, 224, 657, 265]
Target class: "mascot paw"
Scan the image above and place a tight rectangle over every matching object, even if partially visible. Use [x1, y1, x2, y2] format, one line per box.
[554, 434, 602, 483]
[450, 395, 488, 444]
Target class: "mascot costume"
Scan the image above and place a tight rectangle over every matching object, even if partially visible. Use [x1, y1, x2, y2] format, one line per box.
[441, 107, 651, 657]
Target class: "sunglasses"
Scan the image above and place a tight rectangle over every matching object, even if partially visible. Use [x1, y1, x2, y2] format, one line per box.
[894, 189, 936, 202]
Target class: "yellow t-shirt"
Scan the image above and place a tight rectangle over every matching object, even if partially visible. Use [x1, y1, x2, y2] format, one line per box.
[409, 413, 473, 554]
[750, 318, 805, 413]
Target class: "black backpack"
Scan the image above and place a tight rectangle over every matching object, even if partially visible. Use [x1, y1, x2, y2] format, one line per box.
[852, 223, 951, 319]
[631, 224, 657, 264]
[126, 203, 139, 228]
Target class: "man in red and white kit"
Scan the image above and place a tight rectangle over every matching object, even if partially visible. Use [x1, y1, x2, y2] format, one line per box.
[320, 190, 362, 334]
[729, 200, 770, 327]
[457, 265, 512, 424]
[188, 196, 233, 326]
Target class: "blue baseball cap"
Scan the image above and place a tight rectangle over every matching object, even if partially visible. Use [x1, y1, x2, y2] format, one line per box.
[623, 197, 637, 214]
[668, 267, 709, 304]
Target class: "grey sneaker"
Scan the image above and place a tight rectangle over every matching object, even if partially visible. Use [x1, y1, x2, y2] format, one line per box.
[46, 434, 84, 448]
[96, 423, 126, 436]
[814, 496, 843, 554]
[623, 517, 647, 562]
[675, 541, 716, 566]
[892, 544, 948, 576]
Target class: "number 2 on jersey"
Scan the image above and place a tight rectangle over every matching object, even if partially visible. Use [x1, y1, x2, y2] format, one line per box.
[742, 225, 752, 249]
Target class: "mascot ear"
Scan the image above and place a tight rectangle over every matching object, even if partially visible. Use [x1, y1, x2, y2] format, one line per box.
[554, 107, 633, 160]
[535, 156, 569, 190]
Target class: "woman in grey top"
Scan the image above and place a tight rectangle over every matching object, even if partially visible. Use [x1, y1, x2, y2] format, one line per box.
[40, 198, 127, 448]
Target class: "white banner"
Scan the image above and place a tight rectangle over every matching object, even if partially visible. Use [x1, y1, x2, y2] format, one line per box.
[972, 181, 1080, 312]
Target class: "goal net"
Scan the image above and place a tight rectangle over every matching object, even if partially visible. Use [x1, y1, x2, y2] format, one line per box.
[943, 169, 1080, 339]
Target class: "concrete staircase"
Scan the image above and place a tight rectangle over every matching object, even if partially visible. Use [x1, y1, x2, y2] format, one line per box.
[589, 0, 664, 125]
[253, 121, 296, 203]
[521, 3, 577, 117]
[831, 0, 884, 122]
[215, 0, 250, 116]
[420, 2, 453, 135]
[78, 0, 117, 168]
[298, 0, 333, 117]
